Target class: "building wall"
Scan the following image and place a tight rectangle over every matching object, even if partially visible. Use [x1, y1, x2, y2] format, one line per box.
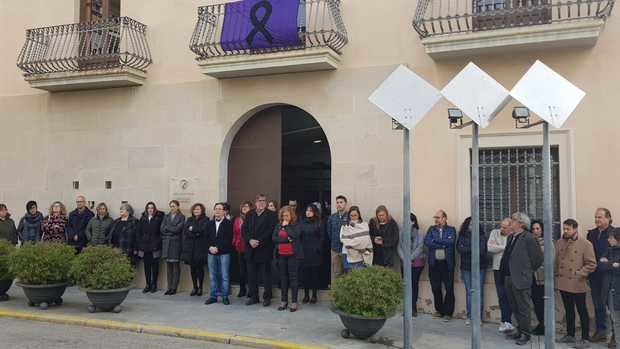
[0, 0, 619, 321]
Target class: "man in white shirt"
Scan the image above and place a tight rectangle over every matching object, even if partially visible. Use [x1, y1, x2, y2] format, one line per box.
[488, 218, 514, 333]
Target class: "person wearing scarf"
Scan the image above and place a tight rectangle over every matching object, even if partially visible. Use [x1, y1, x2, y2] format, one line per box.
[17, 201, 43, 243]
[41, 201, 68, 244]
[340, 206, 372, 270]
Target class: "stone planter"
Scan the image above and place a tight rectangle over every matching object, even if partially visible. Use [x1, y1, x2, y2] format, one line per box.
[17, 282, 68, 310]
[333, 309, 387, 340]
[0, 279, 13, 301]
[83, 287, 131, 313]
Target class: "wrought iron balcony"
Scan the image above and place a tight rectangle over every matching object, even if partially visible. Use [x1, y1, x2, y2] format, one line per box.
[189, 0, 348, 78]
[413, 0, 615, 58]
[17, 17, 152, 91]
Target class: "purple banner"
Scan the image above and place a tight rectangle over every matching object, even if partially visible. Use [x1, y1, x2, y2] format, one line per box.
[220, 0, 302, 51]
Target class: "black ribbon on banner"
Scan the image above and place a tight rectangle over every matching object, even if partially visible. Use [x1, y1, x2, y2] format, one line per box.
[246, 0, 274, 46]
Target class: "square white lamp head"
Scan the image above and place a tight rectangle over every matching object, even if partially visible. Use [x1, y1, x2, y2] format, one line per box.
[369, 65, 442, 130]
[510, 60, 586, 129]
[441, 62, 511, 128]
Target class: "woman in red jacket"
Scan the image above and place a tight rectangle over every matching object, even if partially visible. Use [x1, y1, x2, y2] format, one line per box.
[232, 201, 253, 298]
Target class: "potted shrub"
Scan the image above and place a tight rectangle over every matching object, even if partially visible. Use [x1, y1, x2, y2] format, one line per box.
[69, 245, 134, 313]
[9, 243, 75, 309]
[332, 266, 403, 340]
[0, 240, 16, 301]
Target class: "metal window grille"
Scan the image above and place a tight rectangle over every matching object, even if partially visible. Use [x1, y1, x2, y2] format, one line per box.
[474, 146, 561, 238]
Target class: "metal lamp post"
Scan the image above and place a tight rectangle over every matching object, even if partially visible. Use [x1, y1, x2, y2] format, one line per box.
[370, 65, 443, 349]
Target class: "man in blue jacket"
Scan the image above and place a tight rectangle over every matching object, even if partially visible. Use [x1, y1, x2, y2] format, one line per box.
[327, 195, 348, 287]
[424, 210, 456, 321]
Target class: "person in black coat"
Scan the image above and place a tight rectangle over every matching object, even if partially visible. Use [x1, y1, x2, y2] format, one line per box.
[456, 216, 488, 324]
[137, 202, 165, 293]
[181, 203, 210, 296]
[205, 203, 234, 305]
[369, 205, 400, 269]
[66, 195, 94, 254]
[273, 205, 303, 312]
[300, 204, 323, 304]
[242, 194, 278, 307]
[108, 203, 138, 266]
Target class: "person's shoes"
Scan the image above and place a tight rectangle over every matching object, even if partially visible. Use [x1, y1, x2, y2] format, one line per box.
[556, 335, 576, 343]
[516, 334, 531, 346]
[246, 298, 259, 306]
[502, 322, 515, 333]
[190, 288, 198, 297]
[498, 322, 508, 332]
[412, 311, 418, 318]
[507, 330, 521, 340]
[574, 339, 591, 349]
[169, 289, 177, 295]
[532, 324, 545, 336]
[278, 302, 288, 311]
[592, 332, 608, 343]
[196, 288, 203, 297]
[432, 312, 442, 319]
[263, 298, 271, 307]
[290, 303, 298, 312]
[442, 315, 452, 322]
[205, 297, 217, 305]
[223, 297, 230, 305]
[150, 286, 158, 293]
[302, 295, 310, 304]
[608, 340, 617, 349]
[465, 320, 471, 326]
[310, 296, 317, 304]
[142, 286, 151, 293]
[164, 290, 171, 295]
[237, 289, 247, 298]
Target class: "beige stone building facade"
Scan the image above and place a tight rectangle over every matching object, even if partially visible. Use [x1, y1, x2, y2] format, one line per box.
[0, 0, 618, 321]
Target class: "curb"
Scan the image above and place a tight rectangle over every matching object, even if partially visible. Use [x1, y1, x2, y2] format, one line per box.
[0, 309, 328, 349]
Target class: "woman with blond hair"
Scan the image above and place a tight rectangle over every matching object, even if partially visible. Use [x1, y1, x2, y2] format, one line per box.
[369, 205, 400, 269]
[41, 201, 68, 244]
[85, 202, 113, 246]
[273, 205, 303, 312]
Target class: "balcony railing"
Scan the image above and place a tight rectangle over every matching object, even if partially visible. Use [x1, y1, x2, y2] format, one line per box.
[413, 0, 615, 38]
[17, 16, 152, 76]
[190, 0, 348, 60]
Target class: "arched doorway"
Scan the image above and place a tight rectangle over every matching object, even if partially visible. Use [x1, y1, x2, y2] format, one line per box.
[226, 105, 332, 289]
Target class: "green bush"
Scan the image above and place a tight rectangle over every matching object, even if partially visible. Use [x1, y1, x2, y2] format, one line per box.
[69, 246, 134, 290]
[0, 240, 16, 281]
[332, 266, 404, 318]
[9, 243, 75, 285]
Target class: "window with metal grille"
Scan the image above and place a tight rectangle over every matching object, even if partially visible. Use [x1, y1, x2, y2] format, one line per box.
[473, 146, 561, 239]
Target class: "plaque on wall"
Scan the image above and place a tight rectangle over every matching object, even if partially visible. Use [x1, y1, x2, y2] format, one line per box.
[169, 177, 199, 206]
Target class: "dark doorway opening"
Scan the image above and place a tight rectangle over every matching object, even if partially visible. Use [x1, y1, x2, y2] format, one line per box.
[227, 105, 332, 289]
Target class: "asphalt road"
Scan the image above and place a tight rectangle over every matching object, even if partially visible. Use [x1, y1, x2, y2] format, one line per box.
[0, 318, 247, 349]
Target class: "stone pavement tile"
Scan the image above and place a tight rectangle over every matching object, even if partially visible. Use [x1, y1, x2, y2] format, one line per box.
[0, 287, 609, 349]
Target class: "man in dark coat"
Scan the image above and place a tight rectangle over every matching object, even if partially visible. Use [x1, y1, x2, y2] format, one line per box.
[500, 212, 544, 346]
[587, 208, 615, 343]
[242, 194, 278, 306]
[205, 203, 234, 305]
[67, 196, 94, 254]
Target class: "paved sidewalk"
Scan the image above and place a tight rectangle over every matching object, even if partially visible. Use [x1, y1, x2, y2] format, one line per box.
[0, 287, 608, 349]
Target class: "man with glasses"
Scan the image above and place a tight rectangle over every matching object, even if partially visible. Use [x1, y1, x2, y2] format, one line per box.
[67, 195, 94, 254]
[242, 194, 278, 307]
[424, 210, 457, 321]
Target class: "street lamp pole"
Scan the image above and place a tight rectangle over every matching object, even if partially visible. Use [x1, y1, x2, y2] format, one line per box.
[402, 127, 413, 349]
[471, 123, 481, 349]
[542, 121, 555, 348]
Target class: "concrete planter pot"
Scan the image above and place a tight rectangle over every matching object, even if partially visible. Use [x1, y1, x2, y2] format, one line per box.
[332, 309, 387, 340]
[0, 279, 13, 301]
[83, 287, 131, 313]
[17, 282, 68, 309]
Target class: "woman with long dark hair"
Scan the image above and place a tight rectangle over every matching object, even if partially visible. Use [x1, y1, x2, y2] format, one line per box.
[456, 216, 488, 325]
[530, 219, 545, 335]
[401, 213, 424, 317]
[300, 204, 323, 304]
[181, 203, 210, 297]
[340, 206, 372, 270]
[369, 205, 400, 270]
[273, 206, 303, 312]
[232, 201, 254, 298]
[137, 202, 165, 293]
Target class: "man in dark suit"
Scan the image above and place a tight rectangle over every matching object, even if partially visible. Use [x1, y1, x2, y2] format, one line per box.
[205, 202, 234, 305]
[500, 212, 544, 346]
[242, 194, 278, 306]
